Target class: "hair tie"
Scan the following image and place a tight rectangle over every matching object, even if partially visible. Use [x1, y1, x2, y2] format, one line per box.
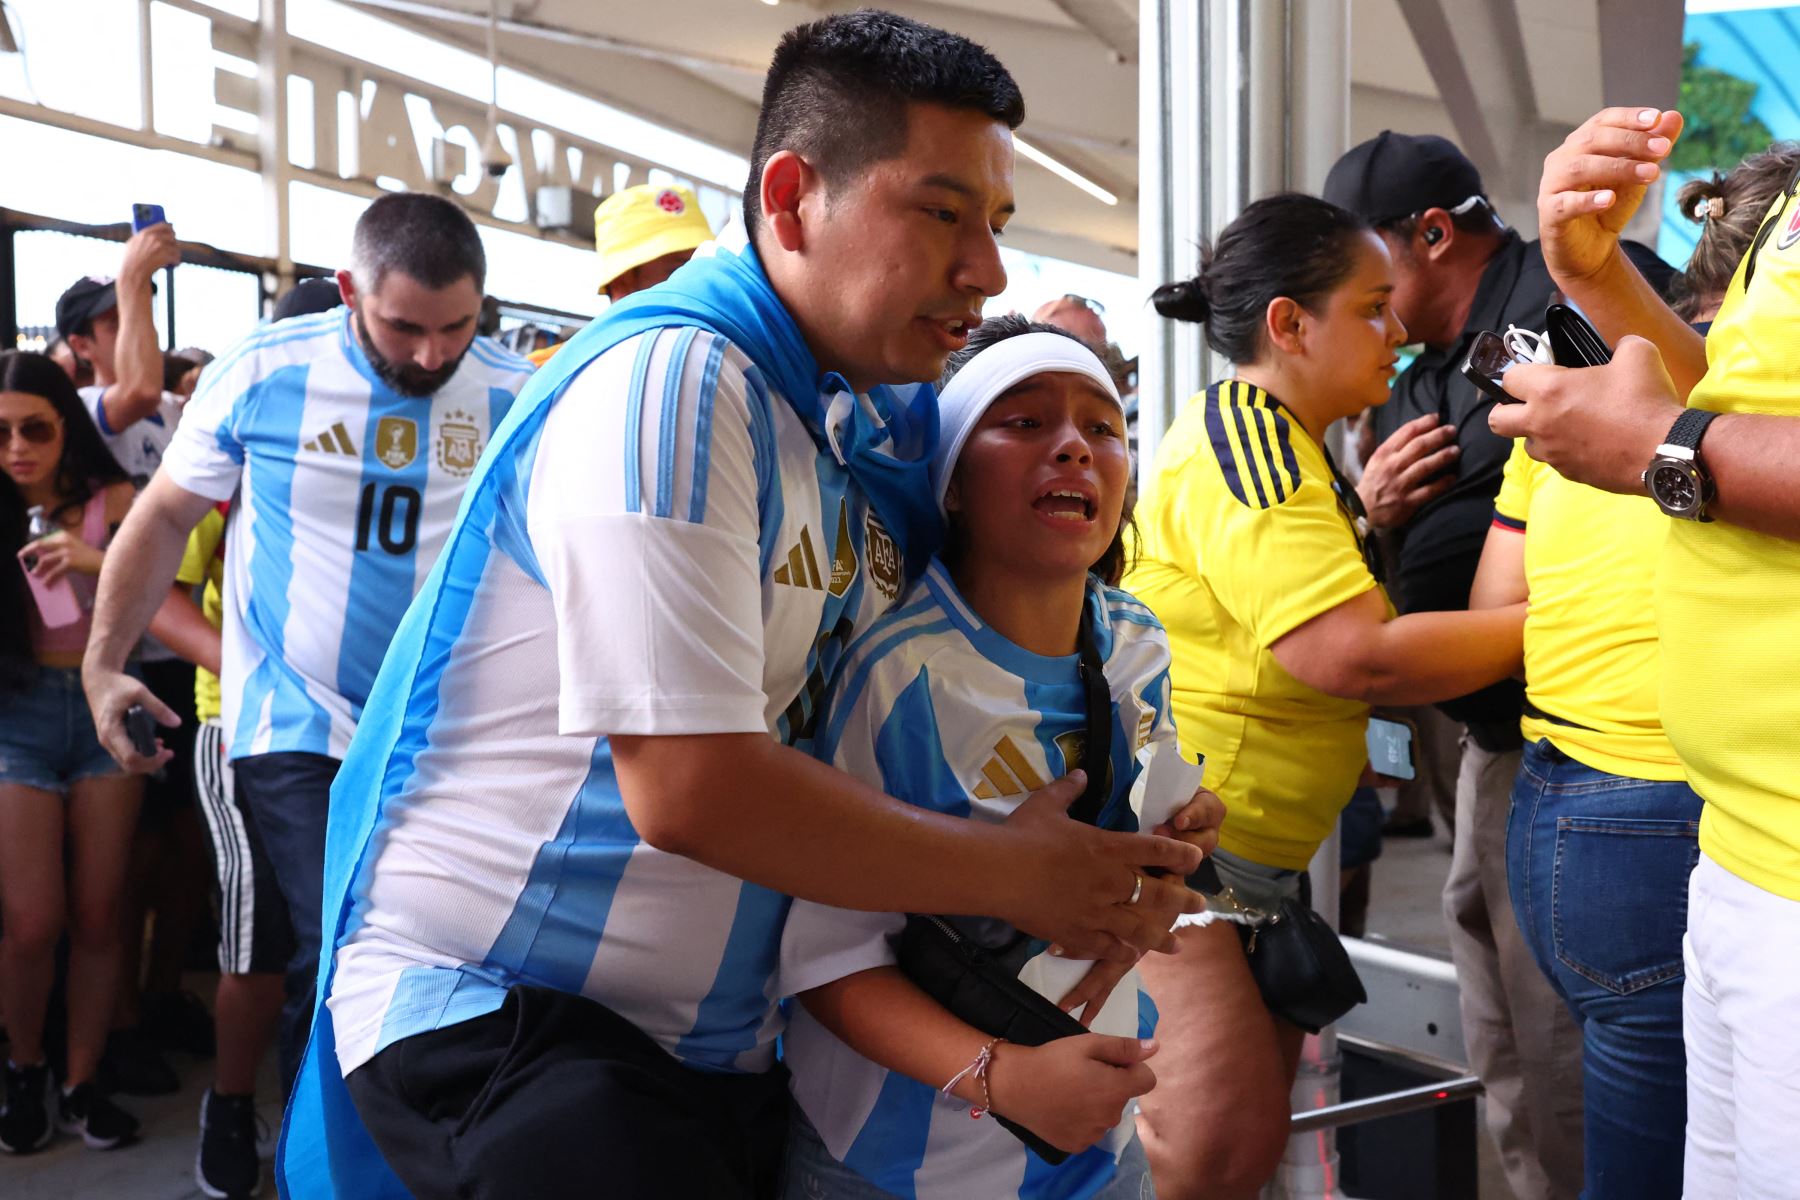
[1691, 194, 1726, 222]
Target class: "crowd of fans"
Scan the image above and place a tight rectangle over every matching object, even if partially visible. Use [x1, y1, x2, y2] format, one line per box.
[2, 9, 1799, 1200]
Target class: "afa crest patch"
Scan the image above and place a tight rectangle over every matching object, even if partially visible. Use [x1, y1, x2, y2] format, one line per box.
[864, 510, 902, 601]
[436, 410, 483, 477]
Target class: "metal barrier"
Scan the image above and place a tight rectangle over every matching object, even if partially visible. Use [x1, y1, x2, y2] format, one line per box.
[1290, 1072, 1482, 1135]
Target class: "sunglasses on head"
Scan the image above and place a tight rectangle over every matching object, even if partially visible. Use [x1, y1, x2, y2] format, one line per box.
[0, 416, 61, 446]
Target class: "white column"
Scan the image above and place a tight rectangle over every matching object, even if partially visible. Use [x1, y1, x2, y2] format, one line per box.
[1138, 1, 1349, 474]
[260, 0, 293, 296]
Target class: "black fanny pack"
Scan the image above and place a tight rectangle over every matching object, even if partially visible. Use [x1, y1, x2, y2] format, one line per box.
[895, 622, 1113, 1165]
[1235, 874, 1366, 1034]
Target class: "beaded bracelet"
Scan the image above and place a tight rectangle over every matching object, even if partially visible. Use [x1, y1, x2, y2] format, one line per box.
[940, 1036, 1006, 1118]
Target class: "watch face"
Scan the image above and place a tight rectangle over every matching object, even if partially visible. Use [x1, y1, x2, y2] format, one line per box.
[1650, 462, 1700, 513]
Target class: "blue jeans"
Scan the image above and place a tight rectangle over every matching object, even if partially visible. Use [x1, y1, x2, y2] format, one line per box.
[1506, 738, 1701, 1200]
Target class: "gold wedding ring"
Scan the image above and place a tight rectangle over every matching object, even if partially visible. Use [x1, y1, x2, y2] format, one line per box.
[1128, 874, 1144, 906]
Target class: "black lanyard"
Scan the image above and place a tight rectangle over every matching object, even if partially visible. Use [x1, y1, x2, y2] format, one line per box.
[1740, 161, 1800, 290]
[1323, 444, 1388, 587]
[1070, 618, 1113, 826]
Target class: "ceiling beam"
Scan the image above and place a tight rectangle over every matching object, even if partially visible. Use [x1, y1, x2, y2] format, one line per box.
[1392, 0, 1539, 197]
[1046, 0, 1137, 64]
[1597, 0, 1683, 112]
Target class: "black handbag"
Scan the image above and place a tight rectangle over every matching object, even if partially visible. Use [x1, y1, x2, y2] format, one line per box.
[1236, 875, 1367, 1035]
[895, 621, 1114, 1165]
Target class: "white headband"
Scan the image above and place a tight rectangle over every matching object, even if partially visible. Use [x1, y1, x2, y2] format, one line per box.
[930, 331, 1123, 514]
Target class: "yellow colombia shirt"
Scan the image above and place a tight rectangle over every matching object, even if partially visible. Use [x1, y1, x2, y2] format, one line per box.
[174, 506, 227, 725]
[1126, 380, 1383, 871]
[1492, 440, 1683, 781]
[1663, 180, 1800, 901]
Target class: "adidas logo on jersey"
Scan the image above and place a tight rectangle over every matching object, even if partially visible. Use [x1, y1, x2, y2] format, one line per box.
[303, 421, 358, 456]
[773, 505, 858, 596]
[972, 736, 1046, 800]
[773, 526, 825, 590]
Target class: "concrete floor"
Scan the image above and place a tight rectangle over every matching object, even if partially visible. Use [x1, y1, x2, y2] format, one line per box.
[2, 811, 1517, 1199]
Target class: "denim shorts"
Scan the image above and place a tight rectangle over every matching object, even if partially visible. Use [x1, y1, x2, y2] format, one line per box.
[0, 665, 127, 794]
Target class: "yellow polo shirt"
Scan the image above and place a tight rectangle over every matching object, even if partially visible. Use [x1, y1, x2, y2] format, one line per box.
[1126, 380, 1383, 871]
[1661, 180, 1800, 900]
[174, 506, 227, 724]
[1493, 440, 1683, 780]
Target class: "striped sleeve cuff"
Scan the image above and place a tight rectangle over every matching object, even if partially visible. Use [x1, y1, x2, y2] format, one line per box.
[1491, 511, 1526, 532]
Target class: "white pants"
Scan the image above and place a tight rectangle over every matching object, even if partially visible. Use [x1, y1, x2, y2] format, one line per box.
[1682, 851, 1800, 1199]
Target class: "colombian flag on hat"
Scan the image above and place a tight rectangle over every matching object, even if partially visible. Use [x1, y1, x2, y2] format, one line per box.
[594, 183, 715, 292]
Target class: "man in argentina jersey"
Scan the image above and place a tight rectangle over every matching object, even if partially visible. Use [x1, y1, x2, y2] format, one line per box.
[781, 564, 1195, 1200]
[275, 14, 1210, 1200]
[83, 192, 531, 1097]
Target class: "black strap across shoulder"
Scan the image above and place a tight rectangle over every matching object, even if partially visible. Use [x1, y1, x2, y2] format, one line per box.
[1071, 617, 1112, 826]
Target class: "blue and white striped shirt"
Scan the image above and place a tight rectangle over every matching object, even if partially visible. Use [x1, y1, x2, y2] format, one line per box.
[324, 317, 909, 1079]
[779, 562, 1192, 1200]
[158, 310, 531, 760]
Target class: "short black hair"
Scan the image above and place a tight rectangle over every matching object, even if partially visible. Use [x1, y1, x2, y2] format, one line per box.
[939, 314, 1136, 586]
[744, 9, 1024, 230]
[1152, 193, 1374, 365]
[351, 192, 487, 293]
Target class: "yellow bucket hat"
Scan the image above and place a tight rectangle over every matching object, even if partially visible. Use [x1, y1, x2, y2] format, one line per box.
[593, 184, 715, 292]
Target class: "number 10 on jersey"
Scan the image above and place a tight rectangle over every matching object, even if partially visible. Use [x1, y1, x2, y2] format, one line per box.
[356, 482, 421, 555]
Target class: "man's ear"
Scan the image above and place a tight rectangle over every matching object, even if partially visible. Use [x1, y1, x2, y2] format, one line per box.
[758, 150, 816, 254]
[334, 268, 360, 312]
[65, 332, 96, 362]
[1264, 296, 1306, 356]
[943, 479, 962, 514]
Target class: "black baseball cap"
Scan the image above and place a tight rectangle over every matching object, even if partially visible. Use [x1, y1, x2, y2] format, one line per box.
[55, 276, 120, 340]
[272, 276, 344, 322]
[1323, 131, 1486, 226]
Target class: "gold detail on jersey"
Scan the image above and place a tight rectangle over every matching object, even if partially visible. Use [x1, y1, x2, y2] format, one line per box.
[1136, 708, 1156, 752]
[994, 737, 1046, 791]
[865, 509, 901, 601]
[302, 421, 357, 456]
[436, 409, 482, 477]
[773, 526, 824, 590]
[1056, 728, 1116, 795]
[828, 501, 857, 598]
[971, 736, 1046, 800]
[1054, 729, 1088, 773]
[375, 417, 418, 470]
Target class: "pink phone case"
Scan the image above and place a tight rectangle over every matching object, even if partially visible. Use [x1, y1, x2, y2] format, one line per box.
[20, 553, 82, 627]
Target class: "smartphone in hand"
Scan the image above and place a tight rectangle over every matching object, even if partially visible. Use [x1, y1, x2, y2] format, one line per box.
[125, 705, 160, 758]
[131, 203, 167, 233]
[1461, 330, 1523, 404]
[1366, 717, 1417, 782]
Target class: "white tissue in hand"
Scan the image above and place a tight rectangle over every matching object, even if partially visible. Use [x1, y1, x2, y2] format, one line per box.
[1132, 742, 1207, 831]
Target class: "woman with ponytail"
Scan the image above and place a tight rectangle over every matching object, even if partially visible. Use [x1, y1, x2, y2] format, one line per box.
[1124, 194, 1528, 1199]
[1671, 142, 1800, 326]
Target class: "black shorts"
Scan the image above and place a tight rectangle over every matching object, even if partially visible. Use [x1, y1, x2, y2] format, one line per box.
[346, 986, 790, 1200]
[191, 722, 295, 975]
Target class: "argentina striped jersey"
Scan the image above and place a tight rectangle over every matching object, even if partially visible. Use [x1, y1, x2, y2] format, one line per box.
[157, 310, 532, 760]
[324, 322, 907, 1080]
[778, 561, 1192, 1200]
